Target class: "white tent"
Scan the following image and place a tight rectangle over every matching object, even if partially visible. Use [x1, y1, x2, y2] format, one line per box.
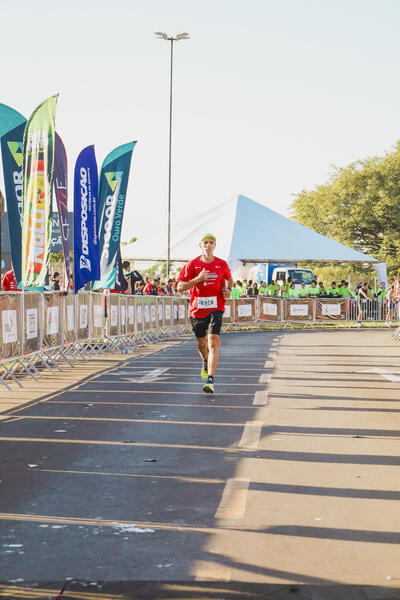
[122, 194, 379, 264]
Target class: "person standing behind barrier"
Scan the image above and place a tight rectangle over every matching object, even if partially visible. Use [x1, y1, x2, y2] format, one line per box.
[267, 279, 279, 297]
[356, 283, 369, 327]
[122, 260, 144, 294]
[289, 283, 299, 298]
[252, 282, 259, 296]
[1, 268, 18, 291]
[230, 282, 242, 299]
[246, 280, 254, 296]
[177, 234, 233, 394]
[280, 278, 289, 298]
[298, 282, 307, 297]
[318, 281, 327, 297]
[328, 282, 341, 298]
[258, 281, 268, 295]
[307, 280, 319, 298]
[339, 280, 351, 298]
[386, 285, 396, 326]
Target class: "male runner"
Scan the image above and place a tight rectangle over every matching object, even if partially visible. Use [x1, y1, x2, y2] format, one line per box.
[177, 234, 233, 393]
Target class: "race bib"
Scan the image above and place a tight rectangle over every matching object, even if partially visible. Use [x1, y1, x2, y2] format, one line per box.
[197, 296, 217, 309]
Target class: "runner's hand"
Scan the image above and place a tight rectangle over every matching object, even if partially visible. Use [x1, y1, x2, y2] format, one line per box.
[222, 287, 230, 299]
[196, 269, 209, 283]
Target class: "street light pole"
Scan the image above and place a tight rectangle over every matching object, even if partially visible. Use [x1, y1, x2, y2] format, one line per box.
[155, 32, 189, 277]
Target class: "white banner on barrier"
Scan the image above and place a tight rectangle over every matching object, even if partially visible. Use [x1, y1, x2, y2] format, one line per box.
[151, 305, 156, 322]
[47, 306, 59, 335]
[121, 305, 126, 326]
[145, 305, 150, 323]
[128, 306, 134, 325]
[93, 305, 103, 328]
[165, 305, 171, 320]
[2, 310, 18, 343]
[137, 305, 142, 324]
[224, 304, 231, 317]
[26, 308, 38, 340]
[179, 305, 185, 319]
[158, 304, 163, 320]
[173, 305, 178, 320]
[67, 305, 74, 331]
[110, 305, 118, 327]
[238, 304, 252, 317]
[290, 304, 308, 317]
[80, 305, 88, 329]
[263, 302, 277, 316]
[322, 303, 341, 316]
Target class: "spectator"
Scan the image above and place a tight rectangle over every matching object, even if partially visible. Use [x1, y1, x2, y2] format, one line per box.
[52, 272, 60, 291]
[267, 280, 279, 297]
[357, 282, 369, 326]
[376, 282, 388, 299]
[166, 279, 174, 295]
[339, 280, 351, 298]
[135, 281, 145, 295]
[1, 268, 19, 291]
[318, 281, 327, 296]
[258, 281, 268, 295]
[280, 278, 290, 298]
[230, 282, 242, 299]
[307, 280, 319, 298]
[298, 282, 307, 297]
[328, 281, 341, 298]
[143, 279, 158, 295]
[289, 282, 299, 298]
[252, 282, 259, 296]
[122, 260, 144, 295]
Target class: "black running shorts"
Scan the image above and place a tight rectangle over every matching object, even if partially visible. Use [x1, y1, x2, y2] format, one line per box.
[190, 310, 224, 338]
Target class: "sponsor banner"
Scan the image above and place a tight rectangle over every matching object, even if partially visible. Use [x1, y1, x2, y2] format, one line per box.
[258, 298, 281, 321]
[283, 299, 313, 321]
[0, 103, 27, 284]
[234, 298, 256, 322]
[316, 299, 346, 320]
[54, 133, 70, 290]
[21, 95, 58, 288]
[93, 142, 136, 290]
[73, 145, 99, 293]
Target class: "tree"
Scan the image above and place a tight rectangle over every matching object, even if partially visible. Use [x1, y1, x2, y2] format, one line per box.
[121, 237, 137, 246]
[290, 141, 400, 277]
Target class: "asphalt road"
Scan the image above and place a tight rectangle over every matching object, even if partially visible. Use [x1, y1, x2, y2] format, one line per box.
[0, 330, 400, 599]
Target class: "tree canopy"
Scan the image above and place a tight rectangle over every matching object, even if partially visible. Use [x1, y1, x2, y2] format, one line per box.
[290, 142, 400, 276]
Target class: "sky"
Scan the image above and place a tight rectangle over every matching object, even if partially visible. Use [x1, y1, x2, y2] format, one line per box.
[1, 0, 400, 250]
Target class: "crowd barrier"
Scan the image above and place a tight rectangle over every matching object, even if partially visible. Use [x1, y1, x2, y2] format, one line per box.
[0, 292, 395, 390]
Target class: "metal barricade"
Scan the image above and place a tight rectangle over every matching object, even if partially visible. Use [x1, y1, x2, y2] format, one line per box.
[316, 299, 347, 323]
[127, 295, 136, 334]
[23, 292, 42, 355]
[234, 298, 257, 329]
[42, 292, 73, 368]
[0, 292, 25, 388]
[90, 291, 106, 352]
[257, 296, 282, 326]
[119, 295, 128, 335]
[283, 299, 314, 328]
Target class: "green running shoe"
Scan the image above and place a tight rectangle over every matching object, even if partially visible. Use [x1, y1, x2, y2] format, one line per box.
[201, 367, 208, 380]
[203, 381, 214, 394]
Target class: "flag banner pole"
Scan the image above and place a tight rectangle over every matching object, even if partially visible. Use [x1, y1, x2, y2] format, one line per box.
[0, 103, 27, 284]
[73, 145, 100, 293]
[92, 141, 136, 290]
[54, 133, 70, 291]
[21, 95, 58, 288]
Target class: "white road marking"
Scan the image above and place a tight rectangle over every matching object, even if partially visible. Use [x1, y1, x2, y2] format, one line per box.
[214, 477, 250, 519]
[263, 360, 275, 369]
[122, 368, 170, 383]
[359, 368, 400, 383]
[239, 421, 263, 449]
[258, 373, 271, 384]
[253, 391, 268, 406]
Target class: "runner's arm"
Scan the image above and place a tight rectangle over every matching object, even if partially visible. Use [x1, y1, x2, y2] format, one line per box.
[222, 276, 234, 298]
[177, 269, 209, 292]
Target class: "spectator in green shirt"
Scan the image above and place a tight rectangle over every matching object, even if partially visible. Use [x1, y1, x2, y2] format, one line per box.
[230, 282, 242, 299]
[376, 282, 388, 299]
[289, 283, 299, 298]
[267, 280, 279, 297]
[307, 280, 319, 297]
[318, 281, 327, 296]
[280, 278, 290, 298]
[298, 282, 307, 297]
[339, 280, 351, 298]
[328, 282, 341, 297]
[258, 281, 268, 295]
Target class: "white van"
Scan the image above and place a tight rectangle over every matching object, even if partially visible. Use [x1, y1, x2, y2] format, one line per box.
[271, 267, 315, 289]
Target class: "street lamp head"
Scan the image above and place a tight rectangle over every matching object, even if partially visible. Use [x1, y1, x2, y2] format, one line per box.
[154, 32, 169, 39]
[175, 32, 189, 40]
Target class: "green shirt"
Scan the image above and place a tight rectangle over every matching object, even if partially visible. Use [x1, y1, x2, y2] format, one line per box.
[289, 289, 299, 298]
[298, 287, 307, 297]
[329, 287, 340, 297]
[280, 283, 290, 298]
[318, 286, 327, 296]
[307, 286, 319, 297]
[230, 287, 242, 299]
[340, 287, 351, 298]
[377, 288, 388, 299]
[267, 283, 279, 296]
[258, 286, 268, 296]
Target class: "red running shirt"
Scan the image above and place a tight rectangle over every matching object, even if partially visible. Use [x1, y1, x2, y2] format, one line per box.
[2, 270, 19, 291]
[177, 256, 231, 318]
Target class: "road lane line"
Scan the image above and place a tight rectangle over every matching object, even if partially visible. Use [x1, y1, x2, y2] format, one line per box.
[238, 421, 263, 449]
[258, 373, 271, 383]
[214, 477, 250, 519]
[253, 391, 268, 406]
[359, 368, 400, 383]
[263, 360, 275, 369]
[194, 562, 232, 581]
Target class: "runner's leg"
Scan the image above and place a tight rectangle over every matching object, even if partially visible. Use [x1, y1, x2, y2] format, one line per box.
[207, 333, 220, 377]
[195, 336, 208, 363]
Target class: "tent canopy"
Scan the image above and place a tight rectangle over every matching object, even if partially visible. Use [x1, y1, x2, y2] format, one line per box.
[122, 195, 379, 264]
